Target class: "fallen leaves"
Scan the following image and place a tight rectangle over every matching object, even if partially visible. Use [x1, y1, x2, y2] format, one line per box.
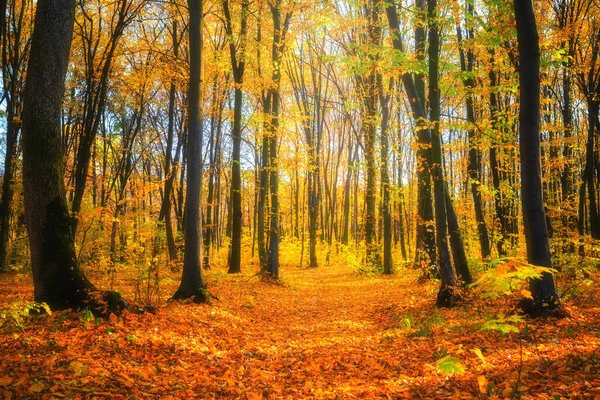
[0, 265, 599, 398]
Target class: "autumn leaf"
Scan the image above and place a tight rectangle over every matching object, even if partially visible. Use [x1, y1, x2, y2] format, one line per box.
[69, 361, 88, 375]
[477, 375, 488, 394]
[436, 355, 466, 375]
[471, 348, 488, 367]
[0, 376, 12, 386]
[29, 381, 44, 393]
[521, 289, 533, 299]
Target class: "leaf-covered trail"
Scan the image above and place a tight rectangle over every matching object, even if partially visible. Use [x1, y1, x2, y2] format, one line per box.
[1, 262, 600, 399]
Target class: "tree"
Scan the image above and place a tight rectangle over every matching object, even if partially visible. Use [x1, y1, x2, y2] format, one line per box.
[159, 16, 181, 262]
[513, 0, 560, 315]
[70, 0, 143, 233]
[361, 0, 382, 270]
[386, 0, 470, 305]
[412, 0, 436, 276]
[223, 0, 249, 274]
[21, 0, 126, 312]
[172, 0, 207, 302]
[258, 0, 292, 279]
[427, 0, 456, 306]
[455, 0, 491, 260]
[379, 76, 393, 274]
[0, 0, 32, 271]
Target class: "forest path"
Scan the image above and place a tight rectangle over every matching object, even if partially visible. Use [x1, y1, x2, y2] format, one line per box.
[1, 261, 600, 398]
[198, 260, 428, 397]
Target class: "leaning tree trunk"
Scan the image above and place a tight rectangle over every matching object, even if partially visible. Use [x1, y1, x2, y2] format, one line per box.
[172, 0, 206, 302]
[21, 0, 126, 313]
[514, 0, 560, 316]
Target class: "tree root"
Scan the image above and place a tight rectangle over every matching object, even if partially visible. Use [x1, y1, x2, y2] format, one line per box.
[517, 297, 569, 319]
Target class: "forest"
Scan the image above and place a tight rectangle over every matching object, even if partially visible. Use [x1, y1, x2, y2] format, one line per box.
[0, 0, 599, 397]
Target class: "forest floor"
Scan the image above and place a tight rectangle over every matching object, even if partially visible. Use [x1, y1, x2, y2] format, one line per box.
[0, 257, 599, 399]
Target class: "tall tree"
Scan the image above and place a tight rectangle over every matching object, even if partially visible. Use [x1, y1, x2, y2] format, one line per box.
[361, 0, 382, 269]
[223, 0, 249, 274]
[70, 0, 143, 233]
[456, 0, 491, 259]
[514, 0, 560, 315]
[386, 1, 467, 305]
[21, 0, 126, 312]
[172, 0, 207, 302]
[427, 0, 456, 306]
[0, 0, 31, 271]
[159, 17, 181, 262]
[379, 76, 393, 274]
[412, 0, 436, 275]
[258, 0, 292, 279]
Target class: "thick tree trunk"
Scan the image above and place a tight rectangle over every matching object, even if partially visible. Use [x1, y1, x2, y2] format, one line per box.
[514, 0, 560, 315]
[172, 0, 206, 302]
[21, 0, 126, 313]
[363, 0, 381, 270]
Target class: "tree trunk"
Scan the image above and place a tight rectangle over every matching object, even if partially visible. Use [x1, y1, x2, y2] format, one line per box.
[379, 77, 392, 274]
[224, 0, 248, 274]
[363, 0, 381, 270]
[445, 183, 471, 284]
[488, 58, 509, 257]
[413, 0, 436, 276]
[428, 0, 456, 307]
[0, 108, 18, 272]
[172, 0, 206, 302]
[160, 19, 179, 262]
[456, 1, 491, 259]
[21, 0, 126, 313]
[514, 0, 560, 315]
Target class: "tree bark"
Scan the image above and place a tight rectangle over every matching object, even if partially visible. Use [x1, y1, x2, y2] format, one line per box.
[160, 19, 179, 262]
[456, 0, 491, 259]
[172, 0, 206, 302]
[427, 0, 456, 306]
[379, 77, 393, 274]
[413, 0, 436, 276]
[224, 0, 249, 274]
[21, 0, 126, 313]
[514, 0, 560, 314]
[363, 0, 381, 270]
